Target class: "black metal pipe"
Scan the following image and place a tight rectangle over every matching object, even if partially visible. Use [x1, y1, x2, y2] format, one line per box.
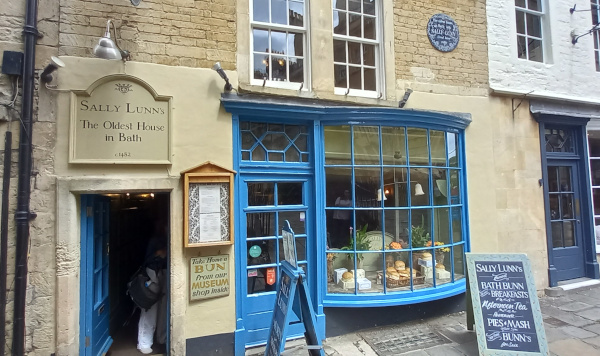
[12, 0, 38, 353]
[0, 131, 12, 356]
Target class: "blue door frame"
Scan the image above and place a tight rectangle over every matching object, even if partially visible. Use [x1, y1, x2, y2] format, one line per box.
[80, 195, 113, 356]
[536, 115, 600, 286]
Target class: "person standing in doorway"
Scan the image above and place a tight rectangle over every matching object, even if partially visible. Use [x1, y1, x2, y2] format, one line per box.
[137, 225, 168, 354]
[333, 189, 352, 248]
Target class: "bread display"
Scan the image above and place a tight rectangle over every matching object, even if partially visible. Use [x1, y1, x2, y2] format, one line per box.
[421, 252, 433, 260]
[435, 263, 446, 270]
[341, 271, 354, 282]
[394, 260, 405, 271]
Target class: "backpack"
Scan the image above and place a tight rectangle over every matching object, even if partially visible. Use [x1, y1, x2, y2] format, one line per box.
[127, 266, 161, 310]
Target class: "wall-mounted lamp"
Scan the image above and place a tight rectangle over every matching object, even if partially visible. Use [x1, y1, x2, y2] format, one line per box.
[399, 88, 413, 108]
[414, 182, 425, 196]
[571, 24, 600, 44]
[93, 20, 130, 61]
[40, 56, 65, 83]
[212, 62, 233, 92]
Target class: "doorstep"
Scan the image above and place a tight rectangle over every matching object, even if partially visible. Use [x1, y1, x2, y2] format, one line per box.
[545, 277, 600, 297]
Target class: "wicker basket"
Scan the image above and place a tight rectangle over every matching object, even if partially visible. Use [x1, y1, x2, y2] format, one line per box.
[385, 275, 425, 288]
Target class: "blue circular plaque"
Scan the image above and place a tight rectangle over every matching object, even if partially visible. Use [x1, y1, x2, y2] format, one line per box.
[427, 14, 460, 52]
[249, 245, 262, 258]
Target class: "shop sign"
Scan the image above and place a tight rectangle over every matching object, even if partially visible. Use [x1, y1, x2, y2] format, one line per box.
[70, 74, 172, 164]
[282, 221, 297, 268]
[466, 253, 549, 356]
[427, 14, 460, 52]
[190, 254, 230, 301]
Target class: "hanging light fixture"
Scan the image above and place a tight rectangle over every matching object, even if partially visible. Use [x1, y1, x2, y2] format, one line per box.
[93, 19, 130, 61]
[414, 183, 425, 196]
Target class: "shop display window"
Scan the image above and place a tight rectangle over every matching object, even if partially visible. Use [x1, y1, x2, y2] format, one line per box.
[325, 125, 466, 295]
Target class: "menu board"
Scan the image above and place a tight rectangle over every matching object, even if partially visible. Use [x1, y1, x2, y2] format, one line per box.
[282, 220, 297, 268]
[266, 266, 296, 356]
[466, 254, 548, 356]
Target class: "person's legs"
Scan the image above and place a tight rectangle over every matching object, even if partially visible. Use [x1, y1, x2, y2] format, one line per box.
[155, 269, 167, 345]
[137, 303, 158, 353]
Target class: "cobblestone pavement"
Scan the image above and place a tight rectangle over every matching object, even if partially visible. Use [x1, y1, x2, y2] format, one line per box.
[248, 286, 600, 356]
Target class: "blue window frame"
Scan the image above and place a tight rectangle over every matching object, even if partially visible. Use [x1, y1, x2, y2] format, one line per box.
[224, 95, 471, 314]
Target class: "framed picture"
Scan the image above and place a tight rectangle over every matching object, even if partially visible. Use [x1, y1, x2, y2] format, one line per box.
[182, 162, 236, 247]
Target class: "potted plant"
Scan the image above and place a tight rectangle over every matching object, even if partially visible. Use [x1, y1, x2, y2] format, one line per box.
[408, 216, 431, 268]
[341, 225, 371, 269]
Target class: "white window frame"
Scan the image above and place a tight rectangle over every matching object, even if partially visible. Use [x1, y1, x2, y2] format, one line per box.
[332, 0, 384, 99]
[586, 124, 600, 252]
[514, 0, 544, 62]
[249, 0, 310, 91]
[592, 0, 600, 71]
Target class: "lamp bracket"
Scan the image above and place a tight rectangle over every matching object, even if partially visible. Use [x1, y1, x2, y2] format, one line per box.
[571, 24, 600, 44]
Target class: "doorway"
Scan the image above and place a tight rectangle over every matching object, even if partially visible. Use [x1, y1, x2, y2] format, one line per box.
[80, 192, 170, 356]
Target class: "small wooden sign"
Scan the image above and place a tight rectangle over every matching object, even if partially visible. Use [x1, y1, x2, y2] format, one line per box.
[466, 253, 549, 356]
[190, 254, 230, 301]
[282, 221, 297, 268]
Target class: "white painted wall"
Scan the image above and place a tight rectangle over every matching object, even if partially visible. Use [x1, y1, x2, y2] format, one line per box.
[487, 0, 600, 104]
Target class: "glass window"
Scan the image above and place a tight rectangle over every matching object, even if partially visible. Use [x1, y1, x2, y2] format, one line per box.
[325, 125, 466, 295]
[515, 0, 544, 62]
[588, 129, 600, 246]
[592, 0, 600, 71]
[333, 0, 382, 96]
[252, 0, 307, 84]
[240, 122, 310, 163]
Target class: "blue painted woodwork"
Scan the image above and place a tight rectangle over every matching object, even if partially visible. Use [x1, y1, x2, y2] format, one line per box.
[224, 94, 472, 353]
[534, 114, 600, 286]
[80, 195, 113, 356]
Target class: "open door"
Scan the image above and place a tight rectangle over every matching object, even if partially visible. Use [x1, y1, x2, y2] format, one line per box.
[80, 195, 113, 356]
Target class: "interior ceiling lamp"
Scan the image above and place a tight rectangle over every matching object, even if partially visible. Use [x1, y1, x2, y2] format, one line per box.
[93, 19, 130, 61]
[414, 182, 425, 196]
[212, 62, 233, 92]
[40, 56, 65, 83]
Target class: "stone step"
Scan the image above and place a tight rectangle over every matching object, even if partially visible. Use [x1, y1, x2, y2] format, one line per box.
[545, 278, 600, 297]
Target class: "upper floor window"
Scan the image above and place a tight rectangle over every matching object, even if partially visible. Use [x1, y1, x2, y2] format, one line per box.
[251, 0, 307, 87]
[592, 0, 600, 71]
[515, 0, 544, 62]
[333, 0, 381, 98]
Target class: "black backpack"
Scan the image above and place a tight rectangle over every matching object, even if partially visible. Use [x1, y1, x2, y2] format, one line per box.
[127, 266, 161, 310]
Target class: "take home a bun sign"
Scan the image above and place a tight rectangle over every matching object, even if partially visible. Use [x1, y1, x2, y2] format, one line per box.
[70, 75, 172, 164]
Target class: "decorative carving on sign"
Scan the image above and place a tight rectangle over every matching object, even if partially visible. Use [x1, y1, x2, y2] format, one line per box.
[427, 14, 460, 52]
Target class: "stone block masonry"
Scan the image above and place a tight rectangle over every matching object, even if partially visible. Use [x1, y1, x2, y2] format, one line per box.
[59, 0, 237, 69]
[393, 0, 489, 88]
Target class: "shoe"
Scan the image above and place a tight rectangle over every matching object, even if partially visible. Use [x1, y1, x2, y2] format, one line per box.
[138, 347, 152, 354]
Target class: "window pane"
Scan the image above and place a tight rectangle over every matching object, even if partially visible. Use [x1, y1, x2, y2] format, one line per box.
[253, 54, 268, 80]
[348, 0, 360, 12]
[517, 35, 527, 59]
[248, 240, 275, 265]
[349, 66, 361, 89]
[528, 39, 543, 62]
[289, 1, 304, 27]
[515, 0, 525, 8]
[262, 132, 289, 151]
[286, 147, 300, 162]
[364, 16, 376, 40]
[348, 42, 361, 64]
[355, 168, 381, 207]
[561, 193, 573, 219]
[279, 211, 305, 234]
[363, 0, 375, 15]
[326, 168, 353, 207]
[355, 210, 382, 234]
[349, 13, 362, 37]
[407, 128, 429, 166]
[527, 0, 541, 11]
[430, 130, 447, 166]
[383, 167, 408, 207]
[382, 126, 406, 165]
[271, 30, 287, 54]
[334, 40, 346, 62]
[253, 0, 269, 22]
[363, 44, 375, 66]
[558, 166, 571, 192]
[515, 10, 525, 34]
[549, 194, 559, 220]
[248, 183, 274, 206]
[271, 0, 287, 25]
[334, 64, 347, 88]
[253, 29, 269, 52]
[589, 131, 600, 157]
[252, 145, 266, 161]
[333, 10, 347, 35]
[384, 209, 409, 241]
[247, 267, 276, 294]
[410, 209, 431, 248]
[247, 212, 275, 237]
[551, 221, 563, 247]
[526, 13, 542, 38]
[451, 206, 462, 243]
[563, 221, 575, 247]
[453, 245, 465, 280]
[325, 126, 351, 164]
[289, 58, 303, 83]
[271, 56, 286, 81]
[450, 170, 460, 203]
[278, 183, 303, 205]
[242, 131, 257, 150]
[278, 237, 306, 262]
[364, 68, 376, 91]
[594, 160, 600, 187]
[411, 168, 430, 207]
[433, 207, 450, 245]
[334, 0, 346, 10]
[288, 33, 304, 56]
[447, 133, 458, 167]
[433, 169, 448, 205]
[354, 126, 380, 165]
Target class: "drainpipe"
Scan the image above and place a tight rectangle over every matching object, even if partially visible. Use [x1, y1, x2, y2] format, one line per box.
[12, 0, 38, 353]
[0, 131, 12, 356]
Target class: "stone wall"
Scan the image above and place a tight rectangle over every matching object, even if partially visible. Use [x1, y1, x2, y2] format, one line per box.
[59, 0, 237, 69]
[393, 0, 489, 88]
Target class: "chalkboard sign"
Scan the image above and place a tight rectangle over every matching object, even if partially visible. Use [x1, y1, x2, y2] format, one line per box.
[466, 254, 549, 356]
[265, 261, 324, 356]
[427, 14, 460, 52]
[282, 221, 298, 268]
